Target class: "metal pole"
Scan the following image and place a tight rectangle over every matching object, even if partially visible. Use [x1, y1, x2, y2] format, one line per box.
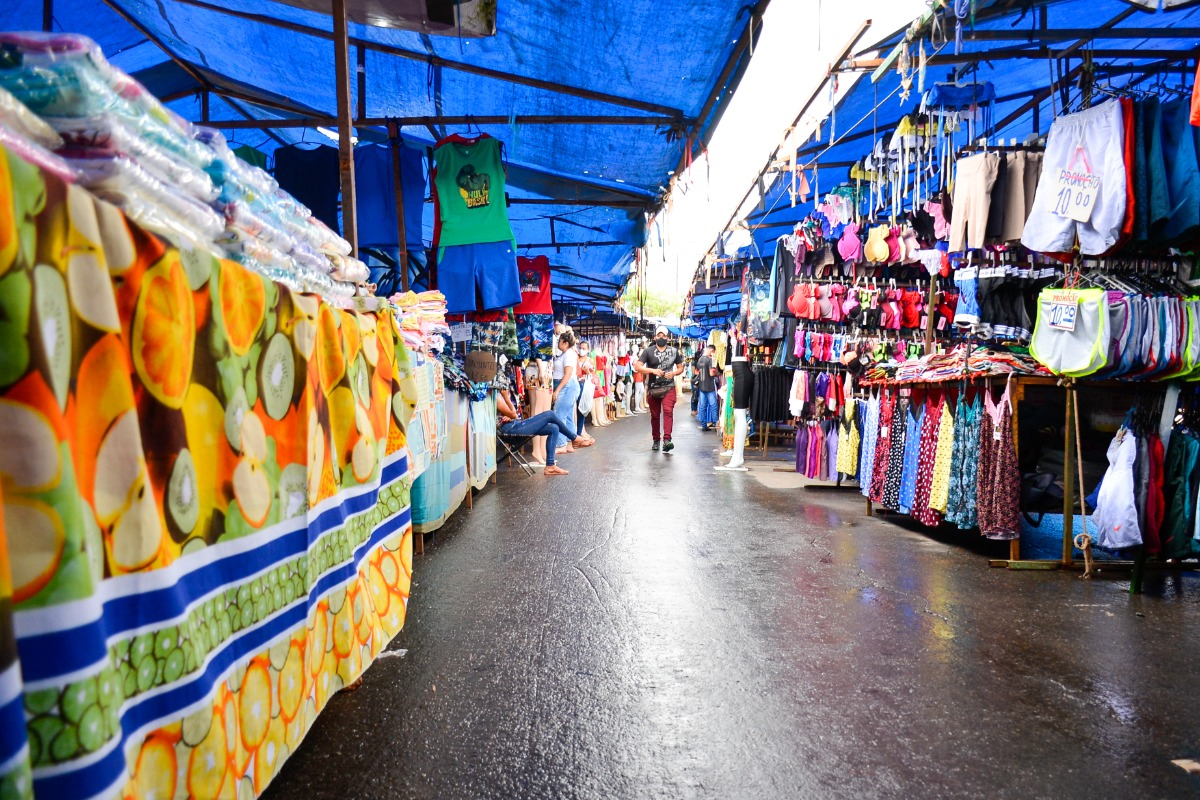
[1062, 383, 1076, 566]
[332, 0, 358, 255]
[43, 0, 53, 31]
[388, 121, 410, 293]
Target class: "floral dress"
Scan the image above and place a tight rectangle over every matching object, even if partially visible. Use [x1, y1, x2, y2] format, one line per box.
[946, 394, 982, 529]
[928, 399, 957, 514]
[882, 397, 911, 510]
[977, 378, 1021, 540]
[869, 392, 896, 504]
[911, 394, 946, 527]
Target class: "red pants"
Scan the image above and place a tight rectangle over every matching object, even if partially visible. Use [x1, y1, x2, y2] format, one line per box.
[647, 388, 676, 441]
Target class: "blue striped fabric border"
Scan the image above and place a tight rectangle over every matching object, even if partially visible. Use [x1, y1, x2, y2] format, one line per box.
[30, 481, 412, 800]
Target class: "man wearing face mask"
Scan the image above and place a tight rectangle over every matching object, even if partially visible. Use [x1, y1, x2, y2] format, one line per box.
[634, 325, 685, 452]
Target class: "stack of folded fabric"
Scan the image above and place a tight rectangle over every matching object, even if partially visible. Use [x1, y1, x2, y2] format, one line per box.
[0, 32, 375, 304]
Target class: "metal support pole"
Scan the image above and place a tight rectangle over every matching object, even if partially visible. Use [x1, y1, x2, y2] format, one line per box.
[332, 0, 358, 255]
[1062, 382, 1076, 567]
[201, 91, 209, 123]
[388, 121, 410, 293]
[43, 0, 53, 31]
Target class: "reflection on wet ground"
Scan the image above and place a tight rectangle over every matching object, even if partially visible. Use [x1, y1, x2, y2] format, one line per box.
[264, 414, 1200, 799]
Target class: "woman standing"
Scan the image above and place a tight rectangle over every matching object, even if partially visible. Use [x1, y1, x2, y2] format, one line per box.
[575, 342, 597, 444]
[552, 331, 581, 455]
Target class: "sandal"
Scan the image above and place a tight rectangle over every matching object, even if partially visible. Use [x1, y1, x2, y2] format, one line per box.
[572, 438, 594, 447]
[544, 465, 570, 475]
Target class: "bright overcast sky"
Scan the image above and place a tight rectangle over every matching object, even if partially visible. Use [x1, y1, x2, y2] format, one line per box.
[643, 0, 929, 304]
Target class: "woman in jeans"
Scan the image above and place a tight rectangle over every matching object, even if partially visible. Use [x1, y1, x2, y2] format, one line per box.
[551, 331, 581, 455]
[497, 391, 572, 475]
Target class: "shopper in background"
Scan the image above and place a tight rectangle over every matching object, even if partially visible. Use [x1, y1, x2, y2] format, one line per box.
[696, 345, 719, 431]
[496, 390, 572, 475]
[690, 346, 701, 417]
[635, 325, 685, 452]
[631, 348, 647, 413]
[575, 341, 596, 446]
[551, 330, 580, 455]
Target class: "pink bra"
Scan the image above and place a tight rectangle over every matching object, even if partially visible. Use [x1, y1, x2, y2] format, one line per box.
[838, 223, 862, 262]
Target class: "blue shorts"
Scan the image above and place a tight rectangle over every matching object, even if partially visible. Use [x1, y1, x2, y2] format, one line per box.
[438, 240, 521, 313]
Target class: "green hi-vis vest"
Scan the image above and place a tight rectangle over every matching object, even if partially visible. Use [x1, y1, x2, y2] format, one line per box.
[433, 136, 515, 247]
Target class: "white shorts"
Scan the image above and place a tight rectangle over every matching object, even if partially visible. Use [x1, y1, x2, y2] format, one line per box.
[1021, 100, 1127, 255]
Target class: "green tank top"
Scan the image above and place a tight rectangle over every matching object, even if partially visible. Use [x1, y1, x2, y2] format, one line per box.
[433, 136, 515, 247]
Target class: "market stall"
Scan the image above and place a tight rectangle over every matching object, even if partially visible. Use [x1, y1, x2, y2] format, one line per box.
[0, 145, 417, 799]
[691, 0, 1200, 583]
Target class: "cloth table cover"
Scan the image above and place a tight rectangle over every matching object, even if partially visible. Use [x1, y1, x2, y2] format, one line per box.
[0, 144, 419, 800]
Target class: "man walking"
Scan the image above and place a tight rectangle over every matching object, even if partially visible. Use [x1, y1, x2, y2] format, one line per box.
[696, 345, 719, 431]
[634, 325, 684, 452]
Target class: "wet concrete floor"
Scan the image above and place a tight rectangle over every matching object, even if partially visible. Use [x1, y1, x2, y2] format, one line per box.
[264, 411, 1200, 799]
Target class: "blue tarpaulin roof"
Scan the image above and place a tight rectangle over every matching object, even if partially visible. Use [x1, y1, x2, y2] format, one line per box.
[686, 0, 1200, 321]
[1, 0, 764, 308]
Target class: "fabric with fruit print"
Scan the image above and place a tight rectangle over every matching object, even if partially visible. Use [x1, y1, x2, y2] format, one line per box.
[0, 144, 418, 800]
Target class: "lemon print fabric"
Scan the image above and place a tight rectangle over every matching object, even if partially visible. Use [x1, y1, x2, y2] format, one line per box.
[0, 144, 417, 800]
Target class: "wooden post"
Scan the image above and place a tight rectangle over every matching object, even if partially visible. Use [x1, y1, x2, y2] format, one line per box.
[1061, 382, 1076, 566]
[1009, 378, 1022, 562]
[332, 0, 358, 255]
[43, 0, 53, 31]
[201, 91, 209, 123]
[923, 276, 938, 355]
[388, 121, 411, 292]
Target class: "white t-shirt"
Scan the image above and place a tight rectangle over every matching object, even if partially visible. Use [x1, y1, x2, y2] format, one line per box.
[560, 348, 579, 377]
[552, 348, 578, 380]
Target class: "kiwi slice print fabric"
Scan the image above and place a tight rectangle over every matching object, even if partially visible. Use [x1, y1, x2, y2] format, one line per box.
[0, 145, 419, 800]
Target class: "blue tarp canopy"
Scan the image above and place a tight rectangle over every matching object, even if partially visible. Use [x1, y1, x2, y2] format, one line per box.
[1, 0, 765, 309]
[721, 0, 1200, 257]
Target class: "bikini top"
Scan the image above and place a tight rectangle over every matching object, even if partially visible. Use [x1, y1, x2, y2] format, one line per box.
[829, 284, 847, 322]
[901, 289, 924, 329]
[817, 284, 834, 319]
[864, 224, 891, 264]
[838, 223, 863, 262]
[885, 226, 902, 265]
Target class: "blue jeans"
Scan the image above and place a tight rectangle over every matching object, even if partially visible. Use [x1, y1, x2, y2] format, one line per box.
[501, 412, 574, 465]
[698, 390, 719, 426]
[552, 379, 579, 452]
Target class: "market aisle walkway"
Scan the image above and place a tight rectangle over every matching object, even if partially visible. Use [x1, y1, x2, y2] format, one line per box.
[263, 412, 1200, 799]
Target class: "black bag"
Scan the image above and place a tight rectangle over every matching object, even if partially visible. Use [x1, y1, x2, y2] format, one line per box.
[649, 380, 675, 399]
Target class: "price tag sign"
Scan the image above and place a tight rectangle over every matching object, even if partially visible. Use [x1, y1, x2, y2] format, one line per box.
[450, 323, 472, 343]
[1047, 289, 1081, 332]
[1052, 146, 1100, 223]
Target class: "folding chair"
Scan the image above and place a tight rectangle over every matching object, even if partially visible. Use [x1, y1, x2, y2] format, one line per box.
[497, 431, 537, 476]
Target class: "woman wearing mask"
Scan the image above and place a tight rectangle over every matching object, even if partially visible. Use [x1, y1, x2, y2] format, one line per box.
[551, 331, 581, 455]
[575, 342, 597, 445]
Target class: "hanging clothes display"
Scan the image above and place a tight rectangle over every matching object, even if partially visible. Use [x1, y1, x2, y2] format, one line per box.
[354, 141, 427, 251]
[432, 134, 520, 313]
[976, 378, 1021, 540]
[274, 143, 341, 232]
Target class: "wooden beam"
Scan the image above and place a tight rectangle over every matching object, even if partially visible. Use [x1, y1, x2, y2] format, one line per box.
[507, 198, 646, 208]
[333, 0, 358, 255]
[101, 0, 212, 91]
[673, 0, 770, 177]
[193, 114, 677, 129]
[709, 21, 871, 268]
[845, 47, 1198, 71]
[388, 122, 409, 293]
[520, 241, 626, 249]
[170, 0, 687, 119]
[966, 27, 1200, 42]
